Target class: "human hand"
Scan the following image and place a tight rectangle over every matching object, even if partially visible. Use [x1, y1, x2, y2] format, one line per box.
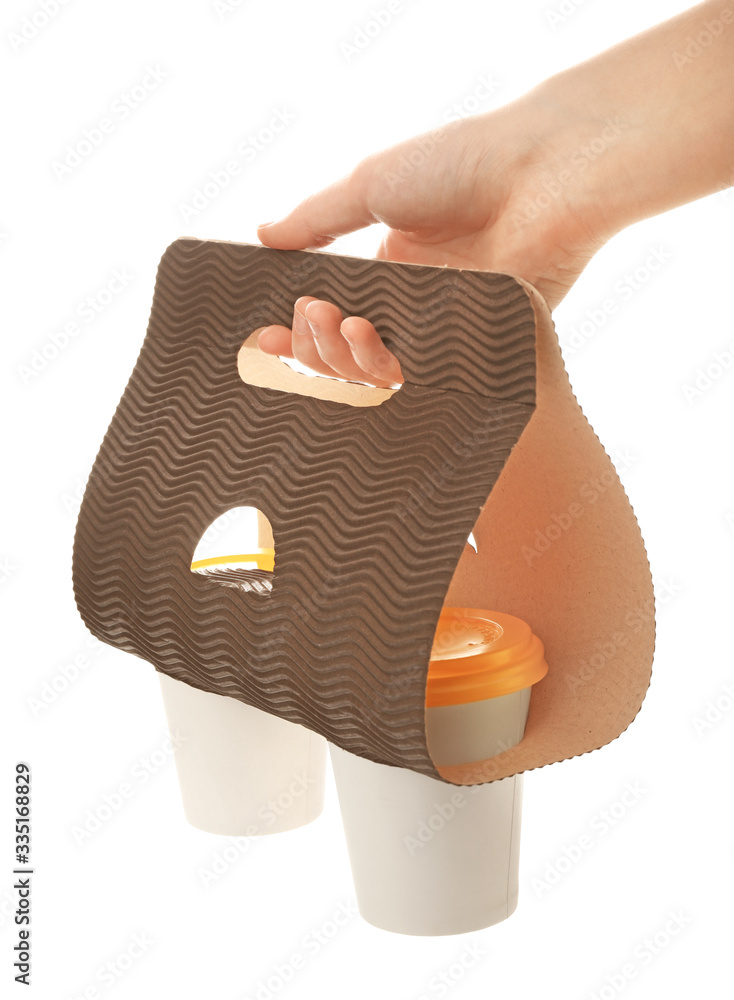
[255, 93, 619, 386]
[256, 0, 734, 386]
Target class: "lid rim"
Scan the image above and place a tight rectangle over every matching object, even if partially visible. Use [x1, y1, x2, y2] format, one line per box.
[425, 608, 548, 708]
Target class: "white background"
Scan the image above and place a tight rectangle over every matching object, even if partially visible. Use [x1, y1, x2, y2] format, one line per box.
[2, 0, 733, 997]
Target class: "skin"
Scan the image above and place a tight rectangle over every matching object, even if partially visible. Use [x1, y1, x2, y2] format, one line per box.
[256, 0, 734, 388]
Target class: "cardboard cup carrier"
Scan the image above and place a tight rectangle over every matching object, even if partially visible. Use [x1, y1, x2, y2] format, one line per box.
[72, 240, 655, 934]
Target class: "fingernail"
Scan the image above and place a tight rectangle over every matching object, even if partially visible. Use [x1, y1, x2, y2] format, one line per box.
[293, 308, 310, 337]
[303, 304, 321, 336]
[258, 221, 275, 230]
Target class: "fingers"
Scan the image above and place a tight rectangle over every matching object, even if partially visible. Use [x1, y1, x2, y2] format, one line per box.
[340, 316, 404, 385]
[255, 324, 292, 357]
[255, 296, 316, 360]
[257, 162, 376, 250]
[257, 297, 403, 388]
[258, 296, 339, 380]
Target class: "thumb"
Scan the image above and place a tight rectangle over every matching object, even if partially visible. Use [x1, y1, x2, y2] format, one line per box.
[257, 165, 376, 250]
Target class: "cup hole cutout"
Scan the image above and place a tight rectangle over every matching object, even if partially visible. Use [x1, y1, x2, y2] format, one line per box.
[237, 328, 400, 408]
[190, 506, 274, 596]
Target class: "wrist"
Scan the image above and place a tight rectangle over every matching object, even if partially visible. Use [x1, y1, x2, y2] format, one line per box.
[518, 75, 646, 246]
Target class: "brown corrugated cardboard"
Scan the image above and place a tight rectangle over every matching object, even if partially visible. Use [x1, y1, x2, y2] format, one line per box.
[72, 238, 654, 785]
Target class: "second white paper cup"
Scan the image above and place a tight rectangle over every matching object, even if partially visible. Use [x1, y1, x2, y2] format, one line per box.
[159, 673, 326, 836]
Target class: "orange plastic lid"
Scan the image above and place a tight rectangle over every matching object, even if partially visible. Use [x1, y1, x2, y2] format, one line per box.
[190, 549, 275, 572]
[426, 607, 548, 707]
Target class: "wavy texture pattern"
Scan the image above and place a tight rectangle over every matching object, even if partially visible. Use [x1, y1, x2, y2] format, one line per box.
[193, 565, 273, 595]
[72, 239, 536, 778]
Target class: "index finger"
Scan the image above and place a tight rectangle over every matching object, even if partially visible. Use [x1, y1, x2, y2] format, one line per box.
[257, 162, 377, 250]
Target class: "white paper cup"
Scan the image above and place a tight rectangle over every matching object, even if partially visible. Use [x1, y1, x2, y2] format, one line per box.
[426, 686, 531, 767]
[330, 744, 523, 935]
[160, 545, 326, 836]
[329, 607, 547, 936]
[159, 673, 326, 836]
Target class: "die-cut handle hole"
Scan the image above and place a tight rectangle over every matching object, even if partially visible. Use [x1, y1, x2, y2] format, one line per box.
[237, 328, 400, 408]
[191, 506, 274, 596]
